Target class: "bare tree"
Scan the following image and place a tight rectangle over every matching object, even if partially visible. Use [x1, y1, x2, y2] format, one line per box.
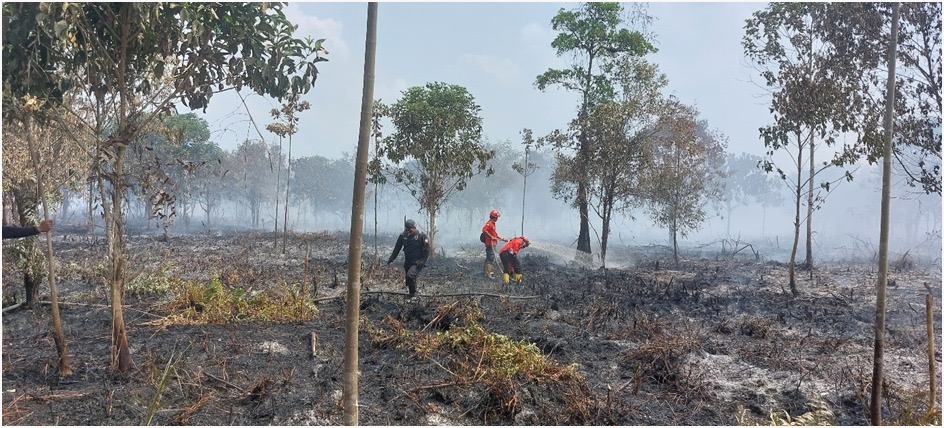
[343, 2, 378, 424]
[871, 3, 899, 424]
[267, 93, 312, 254]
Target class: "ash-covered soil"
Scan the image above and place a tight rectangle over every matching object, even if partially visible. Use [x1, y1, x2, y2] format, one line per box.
[2, 230, 941, 425]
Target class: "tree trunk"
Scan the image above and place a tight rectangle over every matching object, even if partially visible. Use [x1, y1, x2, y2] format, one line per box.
[788, 130, 804, 297]
[600, 198, 611, 267]
[576, 144, 592, 258]
[87, 181, 95, 236]
[672, 222, 679, 267]
[275, 138, 282, 249]
[870, 4, 898, 424]
[343, 3, 377, 424]
[282, 136, 293, 255]
[428, 207, 437, 259]
[373, 181, 378, 257]
[521, 147, 529, 237]
[101, 148, 132, 375]
[575, 50, 595, 261]
[805, 132, 814, 274]
[26, 119, 72, 377]
[23, 272, 40, 309]
[12, 186, 42, 308]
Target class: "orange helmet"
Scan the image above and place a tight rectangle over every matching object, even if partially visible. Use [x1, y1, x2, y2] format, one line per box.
[489, 209, 500, 219]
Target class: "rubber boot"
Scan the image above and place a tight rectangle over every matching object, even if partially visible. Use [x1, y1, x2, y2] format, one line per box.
[502, 273, 510, 284]
[485, 263, 494, 279]
[514, 273, 523, 283]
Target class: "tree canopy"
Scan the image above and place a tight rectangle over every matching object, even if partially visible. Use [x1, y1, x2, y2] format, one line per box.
[380, 82, 492, 254]
[535, 2, 656, 257]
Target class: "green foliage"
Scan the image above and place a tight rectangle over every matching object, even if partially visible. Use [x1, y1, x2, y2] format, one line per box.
[641, 102, 726, 260]
[536, 2, 657, 255]
[132, 113, 226, 226]
[577, 57, 669, 261]
[536, 2, 657, 113]
[2, 3, 327, 116]
[160, 276, 317, 324]
[743, 2, 941, 196]
[125, 263, 181, 297]
[380, 81, 492, 249]
[383, 82, 491, 200]
[433, 322, 579, 383]
[163, 113, 212, 146]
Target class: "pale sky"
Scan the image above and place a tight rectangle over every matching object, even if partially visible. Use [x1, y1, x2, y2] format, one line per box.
[196, 1, 774, 161]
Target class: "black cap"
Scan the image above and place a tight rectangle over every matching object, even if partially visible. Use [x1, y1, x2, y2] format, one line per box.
[404, 219, 416, 229]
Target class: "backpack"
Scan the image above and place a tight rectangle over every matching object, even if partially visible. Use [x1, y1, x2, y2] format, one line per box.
[479, 232, 487, 243]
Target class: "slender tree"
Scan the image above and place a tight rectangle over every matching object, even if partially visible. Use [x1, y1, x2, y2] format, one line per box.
[267, 92, 312, 254]
[643, 102, 726, 266]
[744, 2, 861, 290]
[368, 100, 390, 257]
[1, 101, 76, 376]
[871, 3, 899, 424]
[454, 139, 517, 226]
[512, 130, 538, 237]
[343, 2, 378, 424]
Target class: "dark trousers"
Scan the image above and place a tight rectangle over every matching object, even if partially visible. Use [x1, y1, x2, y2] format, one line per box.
[484, 245, 495, 262]
[499, 251, 521, 275]
[403, 262, 424, 297]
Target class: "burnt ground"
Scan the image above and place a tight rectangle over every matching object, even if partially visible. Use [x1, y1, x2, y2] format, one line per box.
[2, 229, 941, 425]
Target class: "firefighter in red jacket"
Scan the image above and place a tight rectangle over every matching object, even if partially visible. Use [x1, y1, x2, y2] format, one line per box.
[499, 236, 530, 284]
[481, 209, 508, 279]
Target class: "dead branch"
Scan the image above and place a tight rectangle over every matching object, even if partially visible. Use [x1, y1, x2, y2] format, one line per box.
[409, 381, 464, 392]
[35, 300, 160, 318]
[204, 372, 243, 391]
[423, 301, 459, 332]
[2, 302, 26, 314]
[313, 290, 539, 302]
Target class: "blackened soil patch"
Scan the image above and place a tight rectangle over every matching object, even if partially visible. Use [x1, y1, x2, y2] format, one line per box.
[2, 232, 941, 425]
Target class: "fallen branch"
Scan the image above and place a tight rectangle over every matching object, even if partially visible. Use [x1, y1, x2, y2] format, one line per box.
[35, 300, 160, 318]
[423, 301, 459, 332]
[2, 302, 25, 314]
[204, 372, 242, 391]
[409, 381, 464, 392]
[314, 290, 539, 303]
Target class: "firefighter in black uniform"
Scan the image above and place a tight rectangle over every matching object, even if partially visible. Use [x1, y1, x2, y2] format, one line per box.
[2, 219, 53, 239]
[386, 219, 430, 298]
